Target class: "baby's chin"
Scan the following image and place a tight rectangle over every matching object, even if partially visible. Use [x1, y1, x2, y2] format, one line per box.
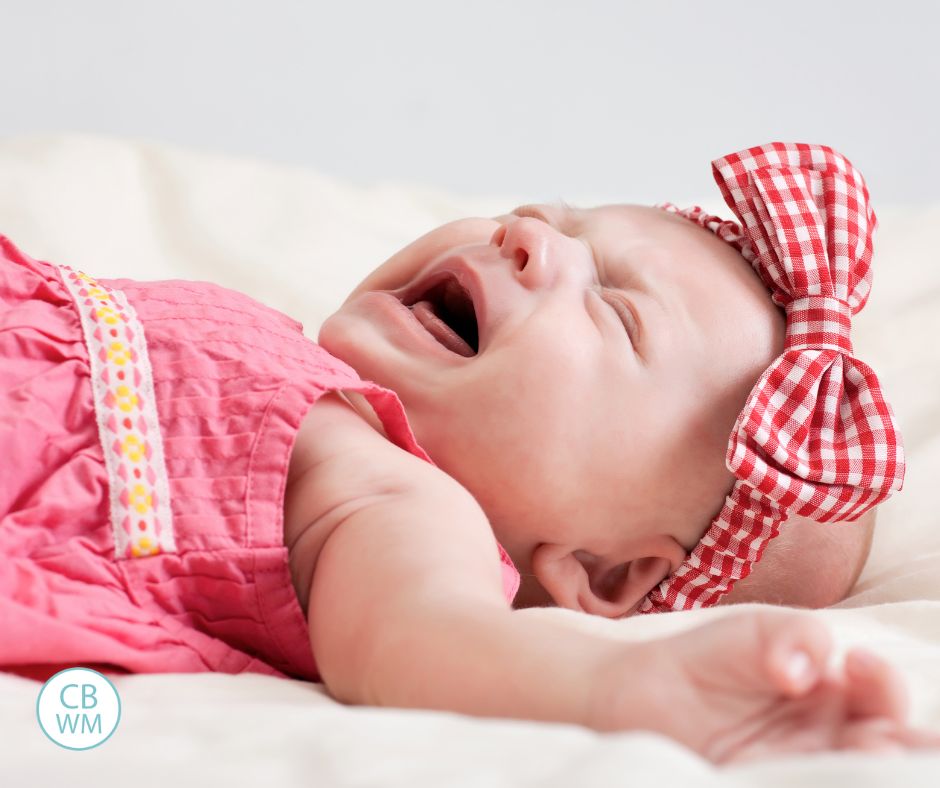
[317, 307, 422, 413]
[318, 309, 378, 379]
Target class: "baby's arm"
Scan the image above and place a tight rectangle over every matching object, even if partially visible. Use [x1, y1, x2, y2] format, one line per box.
[296, 393, 940, 761]
[298, 392, 623, 726]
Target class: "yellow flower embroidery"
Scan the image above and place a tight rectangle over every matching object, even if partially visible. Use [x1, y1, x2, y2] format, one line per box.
[131, 538, 160, 558]
[120, 433, 147, 463]
[107, 341, 131, 366]
[95, 304, 120, 326]
[114, 384, 138, 413]
[60, 265, 176, 561]
[129, 483, 152, 514]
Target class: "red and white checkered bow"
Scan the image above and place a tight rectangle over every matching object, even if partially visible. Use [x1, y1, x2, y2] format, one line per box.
[639, 142, 906, 613]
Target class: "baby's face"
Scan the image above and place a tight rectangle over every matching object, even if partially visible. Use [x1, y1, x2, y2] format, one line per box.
[319, 203, 785, 616]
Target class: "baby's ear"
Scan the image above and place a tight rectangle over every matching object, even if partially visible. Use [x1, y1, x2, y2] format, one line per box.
[532, 540, 687, 619]
[578, 555, 674, 618]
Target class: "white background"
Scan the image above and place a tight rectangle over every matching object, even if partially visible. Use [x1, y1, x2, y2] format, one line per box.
[0, 0, 936, 205]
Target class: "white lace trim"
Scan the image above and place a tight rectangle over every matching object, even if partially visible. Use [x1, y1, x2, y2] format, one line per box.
[57, 265, 176, 559]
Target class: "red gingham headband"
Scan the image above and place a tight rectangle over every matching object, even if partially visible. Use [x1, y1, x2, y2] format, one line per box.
[638, 141, 906, 613]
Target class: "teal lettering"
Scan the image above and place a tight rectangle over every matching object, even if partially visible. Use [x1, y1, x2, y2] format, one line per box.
[60, 684, 80, 709]
[81, 684, 98, 709]
[81, 714, 102, 734]
[56, 713, 80, 734]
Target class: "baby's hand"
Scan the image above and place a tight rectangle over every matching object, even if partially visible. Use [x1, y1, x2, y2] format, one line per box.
[590, 610, 940, 764]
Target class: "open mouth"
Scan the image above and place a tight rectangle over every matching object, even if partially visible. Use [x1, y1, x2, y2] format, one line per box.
[403, 276, 479, 357]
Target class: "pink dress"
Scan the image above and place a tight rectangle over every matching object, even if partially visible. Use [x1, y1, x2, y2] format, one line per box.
[0, 234, 520, 682]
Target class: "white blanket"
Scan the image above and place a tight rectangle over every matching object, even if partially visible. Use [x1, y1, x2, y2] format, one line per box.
[2, 134, 939, 786]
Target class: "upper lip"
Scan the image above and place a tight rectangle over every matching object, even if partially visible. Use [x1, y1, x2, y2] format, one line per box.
[395, 256, 488, 354]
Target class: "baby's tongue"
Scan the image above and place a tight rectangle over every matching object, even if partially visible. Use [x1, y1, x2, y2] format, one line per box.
[410, 300, 474, 357]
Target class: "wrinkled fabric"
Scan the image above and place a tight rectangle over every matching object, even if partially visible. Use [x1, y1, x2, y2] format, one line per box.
[0, 235, 520, 680]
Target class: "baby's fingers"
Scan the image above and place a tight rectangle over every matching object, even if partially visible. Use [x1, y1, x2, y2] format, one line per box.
[844, 648, 909, 723]
[840, 717, 940, 753]
[762, 613, 833, 697]
[894, 726, 940, 750]
[897, 726, 940, 750]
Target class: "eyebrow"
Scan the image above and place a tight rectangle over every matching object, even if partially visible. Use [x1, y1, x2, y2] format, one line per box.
[512, 201, 580, 231]
[545, 200, 580, 228]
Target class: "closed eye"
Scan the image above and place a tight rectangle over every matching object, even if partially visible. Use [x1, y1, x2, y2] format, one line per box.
[602, 291, 640, 347]
[514, 204, 642, 351]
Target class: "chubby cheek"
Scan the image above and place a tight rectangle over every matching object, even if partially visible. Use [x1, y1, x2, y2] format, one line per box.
[346, 217, 499, 300]
[431, 352, 594, 507]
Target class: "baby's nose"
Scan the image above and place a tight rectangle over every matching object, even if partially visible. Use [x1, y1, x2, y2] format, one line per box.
[491, 217, 557, 291]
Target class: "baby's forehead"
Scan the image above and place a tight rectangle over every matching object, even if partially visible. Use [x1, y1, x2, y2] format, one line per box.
[583, 203, 661, 219]
[575, 203, 714, 259]
[579, 201, 776, 337]
[581, 202, 696, 232]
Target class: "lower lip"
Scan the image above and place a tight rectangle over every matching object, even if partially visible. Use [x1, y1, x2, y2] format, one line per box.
[358, 291, 472, 363]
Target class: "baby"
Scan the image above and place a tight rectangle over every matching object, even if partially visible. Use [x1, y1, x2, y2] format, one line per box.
[1, 142, 937, 763]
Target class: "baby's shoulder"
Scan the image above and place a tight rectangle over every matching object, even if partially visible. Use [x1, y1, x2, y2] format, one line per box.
[284, 391, 432, 545]
[287, 390, 401, 489]
[283, 390, 439, 610]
